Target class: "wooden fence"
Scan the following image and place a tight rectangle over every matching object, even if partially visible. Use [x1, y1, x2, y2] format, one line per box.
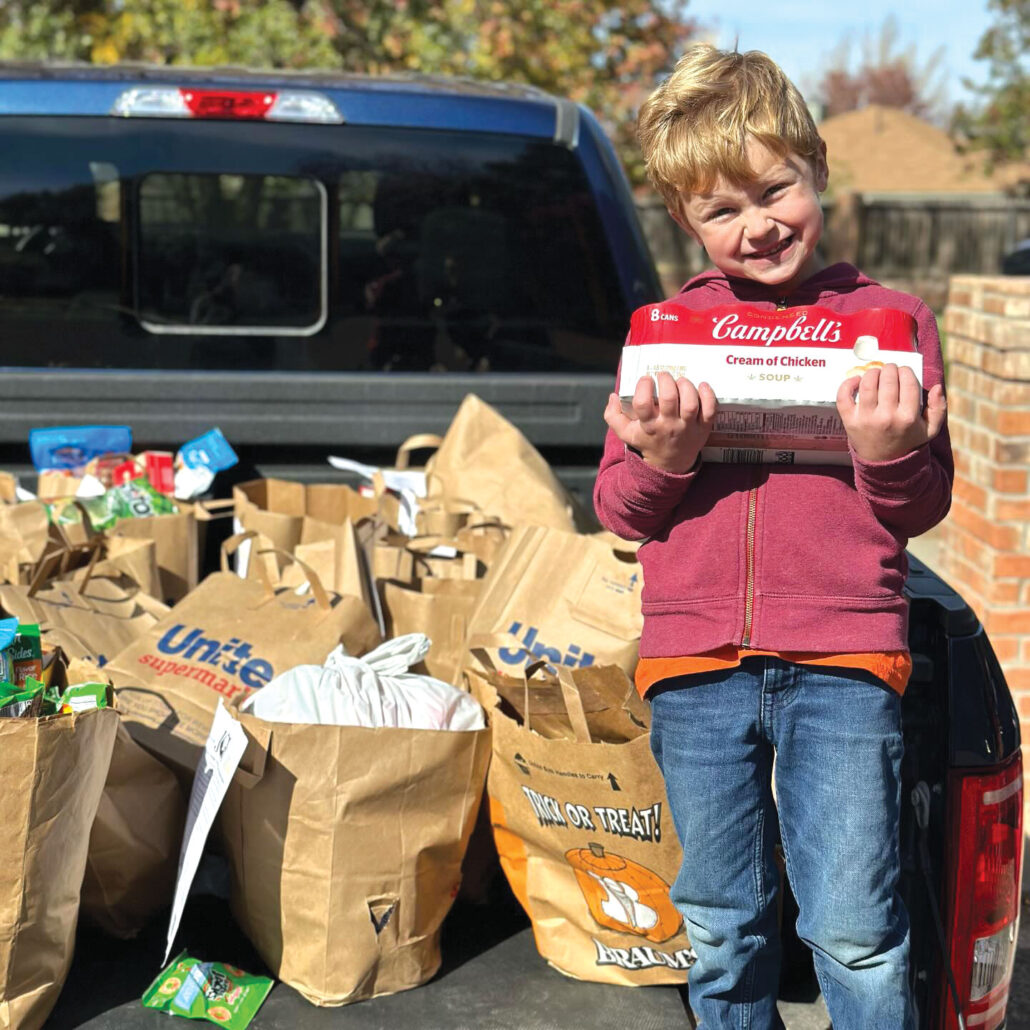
[637, 192, 1030, 308]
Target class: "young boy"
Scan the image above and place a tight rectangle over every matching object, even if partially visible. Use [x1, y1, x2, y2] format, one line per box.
[594, 45, 952, 1029]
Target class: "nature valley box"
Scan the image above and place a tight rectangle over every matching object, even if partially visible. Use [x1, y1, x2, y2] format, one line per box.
[619, 303, 923, 465]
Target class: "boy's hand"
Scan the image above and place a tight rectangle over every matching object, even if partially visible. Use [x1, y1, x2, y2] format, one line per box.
[605, 372, 717, 474]
[836, 364, 947, 463]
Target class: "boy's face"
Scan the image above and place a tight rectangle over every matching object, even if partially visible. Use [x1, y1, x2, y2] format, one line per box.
[672, 138, 829, 295]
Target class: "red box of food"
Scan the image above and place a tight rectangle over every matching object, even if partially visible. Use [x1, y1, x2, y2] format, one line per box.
[618, 303, 923, 464]
[143, 451, 175, 495]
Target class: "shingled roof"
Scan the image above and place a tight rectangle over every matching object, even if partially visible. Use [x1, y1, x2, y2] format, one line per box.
[819, 104, 1027, 195]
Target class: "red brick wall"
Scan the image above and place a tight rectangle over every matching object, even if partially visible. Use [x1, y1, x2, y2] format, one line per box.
[937, 276, 1030, 734]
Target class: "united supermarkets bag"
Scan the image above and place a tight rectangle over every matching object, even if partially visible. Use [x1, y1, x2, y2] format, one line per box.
[0, 703, 119, 1029]
[218, 696, 490, 1006]
[465, 648, 694, 986]
[464, 523, 643, 679]
[107, 534, 381, 774]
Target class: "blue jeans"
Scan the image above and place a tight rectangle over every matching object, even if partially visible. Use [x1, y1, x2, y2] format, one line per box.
[649, 657, 913, 1030]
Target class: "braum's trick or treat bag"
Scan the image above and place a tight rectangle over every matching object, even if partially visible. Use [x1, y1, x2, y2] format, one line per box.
[466, 655, 694, 986]
[619, 303, 923, 464]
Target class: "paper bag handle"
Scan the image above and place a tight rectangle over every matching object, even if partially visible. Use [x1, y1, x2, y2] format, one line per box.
[555, 667, 593, 744]
[221, 530, 257, 570]
[72, 537, 105, 595]
[519, 662, 592, 744]
[256, 548, 333, 612]
[47, 497, 100, 549]
[194, 497, 236, 522]
[466, 632, 523, 675]
[467, 633, 593, 744]
[394, 433, 443, 470]
[220, 531, 275, 595]
[27, 547, 70, 597]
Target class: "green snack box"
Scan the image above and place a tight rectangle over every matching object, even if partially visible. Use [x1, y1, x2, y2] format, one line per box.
[58, 682, 109, 715]
[0, 622, 42, 687]
[142, 952, 273, 1029]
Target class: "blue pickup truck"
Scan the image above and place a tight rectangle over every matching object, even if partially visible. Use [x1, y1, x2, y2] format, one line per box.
[0, 65, 1021, 1029]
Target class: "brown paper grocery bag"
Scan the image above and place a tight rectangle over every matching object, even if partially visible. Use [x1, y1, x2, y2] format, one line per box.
[219, 701, 490, 1006]
[276, 516, 378, 625]
[464, 523, 643, 679]
[0, 501, 51, 583]
[0, 569, 168, 669]
[381, 577, 482, 685]
[107, 535, 382, 774]
[81, 722, 186, 939]
[109, 506, 200, 604]
[233, 479, 378, 557]
[74, 535, 162, 602]
[0, 704, 119, 1030]
[465, 653, 693, 986]
[425, 394, 577, 531]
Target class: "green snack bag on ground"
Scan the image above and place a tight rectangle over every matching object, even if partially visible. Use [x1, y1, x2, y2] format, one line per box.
[142, 952, 273, 1028]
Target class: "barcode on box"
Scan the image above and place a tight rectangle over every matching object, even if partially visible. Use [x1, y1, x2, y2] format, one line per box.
[722, 449, 765, 463]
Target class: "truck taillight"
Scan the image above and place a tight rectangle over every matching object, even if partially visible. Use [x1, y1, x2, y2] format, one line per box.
[942, 752, 1023, 1030]
[111, 87, 343, 123]
[181, 88, 275, 119]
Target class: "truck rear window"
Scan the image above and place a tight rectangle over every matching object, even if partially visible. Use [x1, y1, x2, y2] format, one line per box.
[138, 173, 326, 333]
[0, 116, 626, 372]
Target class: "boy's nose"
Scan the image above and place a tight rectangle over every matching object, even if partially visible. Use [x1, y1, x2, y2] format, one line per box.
[743, 211, 775, 243]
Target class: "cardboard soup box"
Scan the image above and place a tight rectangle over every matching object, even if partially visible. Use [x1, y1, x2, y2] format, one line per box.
[619, 303, 923, 464]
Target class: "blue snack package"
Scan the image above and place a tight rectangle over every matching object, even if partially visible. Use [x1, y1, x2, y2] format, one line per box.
[0, 617, 17, 652]
[29, 425, 132, 472]
[179, 428, 238, 474]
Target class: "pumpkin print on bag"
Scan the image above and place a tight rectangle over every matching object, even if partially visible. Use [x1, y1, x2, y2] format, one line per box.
[565, 842, 683, 944]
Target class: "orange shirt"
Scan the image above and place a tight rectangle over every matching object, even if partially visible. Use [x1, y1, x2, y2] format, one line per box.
[636, 648, 912, 699]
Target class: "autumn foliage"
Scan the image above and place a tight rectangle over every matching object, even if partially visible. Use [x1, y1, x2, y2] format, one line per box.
[0, 0, 698, 184]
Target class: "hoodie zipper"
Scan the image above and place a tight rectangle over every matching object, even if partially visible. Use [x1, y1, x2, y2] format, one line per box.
[741, 297, 785, 647]
[742, 474, 758, 647]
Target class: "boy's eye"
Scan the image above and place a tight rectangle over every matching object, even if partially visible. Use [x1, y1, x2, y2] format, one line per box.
[764, 183, 788, 199]
[707, 207, 734, 220]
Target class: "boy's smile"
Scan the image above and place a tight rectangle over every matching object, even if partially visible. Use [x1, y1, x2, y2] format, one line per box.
[673, 138, 829, 296]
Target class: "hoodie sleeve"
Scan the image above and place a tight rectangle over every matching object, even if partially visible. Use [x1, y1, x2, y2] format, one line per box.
[592, 353, 701, 540]
[593, 427, 700, 541]
[849, 300, 954, 538]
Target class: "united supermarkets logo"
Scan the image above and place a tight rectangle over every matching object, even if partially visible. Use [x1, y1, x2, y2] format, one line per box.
[136, 624, 275, 700]
[497, 622, 595, 670]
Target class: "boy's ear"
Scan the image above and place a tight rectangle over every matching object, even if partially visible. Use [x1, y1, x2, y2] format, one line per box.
[668, 199, 702, 246]
[813, 139, 829, 193]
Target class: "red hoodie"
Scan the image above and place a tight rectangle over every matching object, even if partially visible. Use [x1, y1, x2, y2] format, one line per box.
[593, 263, 953, 657]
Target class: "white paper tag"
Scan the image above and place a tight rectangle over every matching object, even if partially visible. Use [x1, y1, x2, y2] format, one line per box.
[231, 516, 251, 578]
[162, 700, 248, 965]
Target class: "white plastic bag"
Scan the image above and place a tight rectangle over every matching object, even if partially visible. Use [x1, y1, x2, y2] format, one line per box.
[240, 634, 484, 732]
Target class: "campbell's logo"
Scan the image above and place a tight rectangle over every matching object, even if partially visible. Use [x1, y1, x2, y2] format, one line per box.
[498, 622, 595, 670]
[649, 308, 679, 322]
[711, 312, 841, 345]
[154, 624, 273, 689]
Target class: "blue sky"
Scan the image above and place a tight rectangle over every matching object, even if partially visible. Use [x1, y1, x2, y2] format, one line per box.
[685, 0, 994, 110]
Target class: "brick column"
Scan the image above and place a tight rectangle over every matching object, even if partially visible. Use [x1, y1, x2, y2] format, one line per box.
[937, 275, 1030, 725]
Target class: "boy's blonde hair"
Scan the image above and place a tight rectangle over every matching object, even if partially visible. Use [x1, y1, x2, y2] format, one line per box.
[638, 44, 822, 215]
